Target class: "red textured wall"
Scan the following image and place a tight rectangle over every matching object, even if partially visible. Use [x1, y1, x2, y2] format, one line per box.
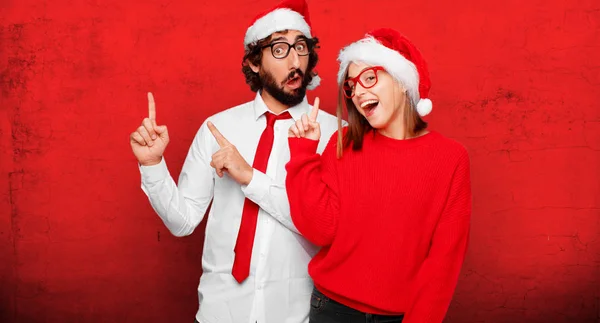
[1, 0, 599, 322]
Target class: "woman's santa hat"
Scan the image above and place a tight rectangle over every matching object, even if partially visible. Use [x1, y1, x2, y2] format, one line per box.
[337, 28, 433, 116]
[244, 0, 320, 90]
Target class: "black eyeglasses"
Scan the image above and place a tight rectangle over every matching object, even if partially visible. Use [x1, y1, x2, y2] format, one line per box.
[262, 39, 311, 59]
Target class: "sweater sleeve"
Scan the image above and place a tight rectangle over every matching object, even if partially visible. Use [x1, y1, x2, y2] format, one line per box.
[285, 134, 340, 247]
[404, 150, 472, 323]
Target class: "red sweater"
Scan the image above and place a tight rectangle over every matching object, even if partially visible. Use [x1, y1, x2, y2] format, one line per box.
[285, 129, 471, 323]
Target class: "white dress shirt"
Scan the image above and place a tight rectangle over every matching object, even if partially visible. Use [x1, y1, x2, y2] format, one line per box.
[139, 92, 339, 323]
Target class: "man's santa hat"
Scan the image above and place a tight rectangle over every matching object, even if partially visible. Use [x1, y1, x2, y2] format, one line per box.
[337, 28, 433, 116]
[244, 0, 320, 90]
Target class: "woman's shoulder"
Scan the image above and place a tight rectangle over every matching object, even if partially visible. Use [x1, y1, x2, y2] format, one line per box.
[428, 130, 470, 161]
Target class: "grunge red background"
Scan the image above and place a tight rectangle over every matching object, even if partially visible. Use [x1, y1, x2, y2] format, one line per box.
[1, 0, 598, 322]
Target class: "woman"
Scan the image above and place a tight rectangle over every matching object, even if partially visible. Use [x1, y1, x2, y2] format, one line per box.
[285, 28, 472, 323]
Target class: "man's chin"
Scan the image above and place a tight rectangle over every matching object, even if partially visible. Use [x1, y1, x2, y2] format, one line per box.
[278, 83, 304, 97]
[283, 87, 301, 95]
[262, 76, 306, 106]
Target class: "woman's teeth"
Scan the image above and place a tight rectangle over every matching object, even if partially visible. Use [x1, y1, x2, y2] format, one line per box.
[360, 100, 379, 108]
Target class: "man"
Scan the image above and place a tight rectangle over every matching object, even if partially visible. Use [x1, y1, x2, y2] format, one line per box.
[128, 0, 339, 322]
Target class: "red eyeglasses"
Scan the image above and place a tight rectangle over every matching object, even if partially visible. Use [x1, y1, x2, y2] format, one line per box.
[342, 66, 385, 98]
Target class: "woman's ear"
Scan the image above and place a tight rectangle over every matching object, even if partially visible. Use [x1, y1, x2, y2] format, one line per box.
[393, 79, 407, 94]
[399, 80, 408, 93]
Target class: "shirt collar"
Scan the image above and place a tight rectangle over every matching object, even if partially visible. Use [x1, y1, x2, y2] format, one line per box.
[252, 91, 309, 121]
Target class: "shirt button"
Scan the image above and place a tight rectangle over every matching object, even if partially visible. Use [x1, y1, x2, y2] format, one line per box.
[260, 252, 265, 258]
[274, 126, 279, 131]
[258, 285, 263, 290]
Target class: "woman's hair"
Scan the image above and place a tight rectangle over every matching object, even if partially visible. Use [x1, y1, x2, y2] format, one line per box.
[241, 31, 320, 92]
[335, 66, 428, 158]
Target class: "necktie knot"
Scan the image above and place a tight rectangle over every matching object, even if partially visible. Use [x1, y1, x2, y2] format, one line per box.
[265, 111, 292, 127]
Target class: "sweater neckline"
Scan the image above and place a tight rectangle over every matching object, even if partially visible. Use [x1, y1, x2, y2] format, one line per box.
[369, 129, 439, 148]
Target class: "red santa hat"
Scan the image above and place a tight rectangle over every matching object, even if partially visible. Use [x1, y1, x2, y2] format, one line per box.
[244, 0, 320, 89]
[337, 28, 432, 116]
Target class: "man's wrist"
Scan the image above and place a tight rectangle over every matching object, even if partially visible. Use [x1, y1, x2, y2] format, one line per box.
[241, 167, 254, 186]
[140, 156, 163, 167]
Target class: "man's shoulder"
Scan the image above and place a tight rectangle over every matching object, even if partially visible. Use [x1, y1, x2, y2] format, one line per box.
[191, 100, 254, 140]
[315, 109, 340, 132]
[316, 108, 337, 121]
[205, 100, 254, 123]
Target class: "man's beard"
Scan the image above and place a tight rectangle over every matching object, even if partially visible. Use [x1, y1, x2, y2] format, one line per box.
[260, 69, 308, 107]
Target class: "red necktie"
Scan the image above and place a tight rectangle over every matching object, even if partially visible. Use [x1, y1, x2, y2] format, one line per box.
[232, 111, 293, 283]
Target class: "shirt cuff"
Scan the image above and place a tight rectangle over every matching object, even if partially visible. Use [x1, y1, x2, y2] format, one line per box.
[139, 157, 170, 184]
[241, 169, 270, 203]
[288, 137, 319, 159]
